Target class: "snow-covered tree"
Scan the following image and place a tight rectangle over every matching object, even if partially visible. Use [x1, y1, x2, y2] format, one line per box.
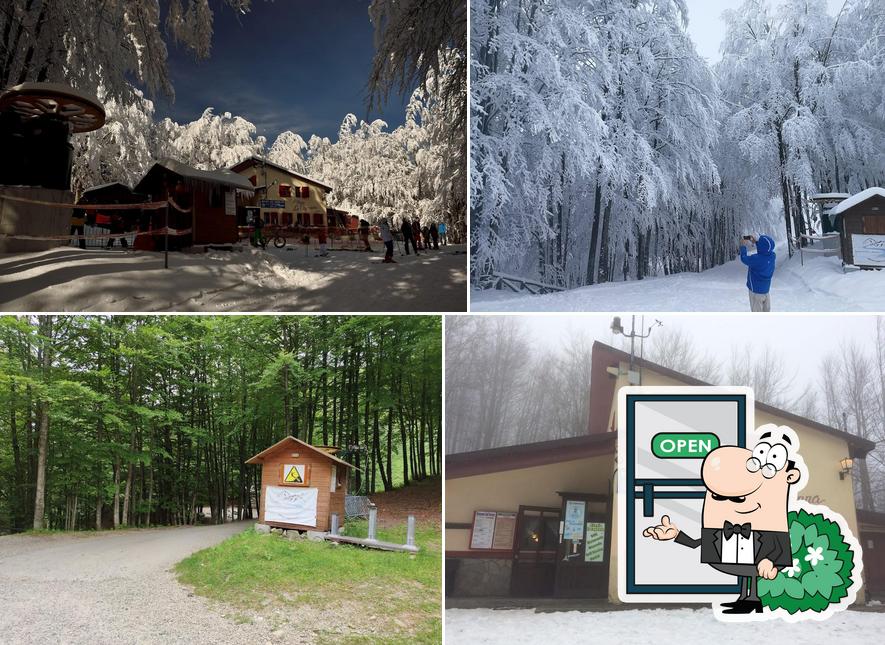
[267, 131, 308, 175]
[472, 0, 885, 287]
[0, 0, 252, 105]
[71, 89, 159, 196]
[159, 108, 267, 171]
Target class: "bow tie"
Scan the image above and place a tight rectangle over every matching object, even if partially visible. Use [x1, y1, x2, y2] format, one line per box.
[723, 521, 752, 539]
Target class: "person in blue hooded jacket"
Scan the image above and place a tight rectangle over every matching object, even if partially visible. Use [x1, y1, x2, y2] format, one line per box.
[740, 234, 776, 312]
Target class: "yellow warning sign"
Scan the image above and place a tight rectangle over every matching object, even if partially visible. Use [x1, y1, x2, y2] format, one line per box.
[283, 464, 306, 484]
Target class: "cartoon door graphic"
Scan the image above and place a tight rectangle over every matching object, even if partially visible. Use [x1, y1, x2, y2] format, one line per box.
[620, 387, 754, 601]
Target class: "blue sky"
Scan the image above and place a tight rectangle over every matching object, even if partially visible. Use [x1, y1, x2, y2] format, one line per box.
[154, 0, 408, 143]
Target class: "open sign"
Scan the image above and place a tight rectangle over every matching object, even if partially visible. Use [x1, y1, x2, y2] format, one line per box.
[652, 432, 719, 459]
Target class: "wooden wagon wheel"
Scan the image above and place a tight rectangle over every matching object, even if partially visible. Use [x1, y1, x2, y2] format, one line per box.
[0, 82, 105, 133]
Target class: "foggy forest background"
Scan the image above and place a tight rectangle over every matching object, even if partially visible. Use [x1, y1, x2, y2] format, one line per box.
[445, 316, 885, 513]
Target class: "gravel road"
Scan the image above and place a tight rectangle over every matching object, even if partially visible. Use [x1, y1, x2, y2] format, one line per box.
[0, 522, 276, 644]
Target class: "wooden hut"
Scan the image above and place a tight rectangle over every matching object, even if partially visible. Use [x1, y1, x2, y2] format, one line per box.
[134, 158, 254, 248]
[246, 436, 356, 532]
[831, 187, 885, 268]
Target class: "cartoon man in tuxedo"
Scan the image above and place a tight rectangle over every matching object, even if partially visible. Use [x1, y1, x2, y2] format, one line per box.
[644, 429, 800, 614]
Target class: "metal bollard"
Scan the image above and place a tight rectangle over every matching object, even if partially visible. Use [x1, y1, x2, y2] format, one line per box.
[330, 513, 339, 536]
[406, 514, 416, 547]
[368, 505, 377, 541]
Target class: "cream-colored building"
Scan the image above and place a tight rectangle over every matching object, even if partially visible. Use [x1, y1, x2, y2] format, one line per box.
[446, 341, 877, 602]
[229, 156, 332, 229]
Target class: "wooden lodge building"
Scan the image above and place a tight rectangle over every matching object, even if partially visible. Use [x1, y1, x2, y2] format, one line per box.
[246, 436, 355, 532]
[445, 341, 879, 603]
[830, 187, 885, 268]
[229, 156, 333, 231]
[134, 158, 254, 248]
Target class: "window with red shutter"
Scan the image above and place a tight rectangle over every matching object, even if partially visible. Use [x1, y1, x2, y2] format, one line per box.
[279, 184, 291, 198]
[301, 186, 310, 199]
[248, 175, 257, 186]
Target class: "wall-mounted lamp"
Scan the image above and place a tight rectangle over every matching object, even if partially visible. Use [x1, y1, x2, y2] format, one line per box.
[839, 457, 854, 480]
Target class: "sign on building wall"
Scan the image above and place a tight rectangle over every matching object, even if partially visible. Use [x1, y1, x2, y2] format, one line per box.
[491, 512, 517, 550]
[851, 234, 885, 266]
[584, 522, 606, 562]
[260, 199, 286, 209]
[469, 511, 497, 549]
[469, 511, 518, 550]
[224, 190, 235, 216]
[264, 485, 318, 526]
[563, 500, 585, 541]
[280, 464, 309, 486]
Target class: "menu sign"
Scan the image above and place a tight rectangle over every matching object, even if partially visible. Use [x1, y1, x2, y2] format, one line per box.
[491, 512, 517, 550]
[469, 511, 497, 549]
[470, 510, 518, 550]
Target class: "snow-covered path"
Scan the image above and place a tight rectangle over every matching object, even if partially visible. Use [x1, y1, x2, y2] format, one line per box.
[472, 252, 885, 312]
[446, 607, 885, 644]
[0, 243, 467, 312]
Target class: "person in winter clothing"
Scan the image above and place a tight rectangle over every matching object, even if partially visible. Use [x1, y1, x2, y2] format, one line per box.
[251, 212, 265, 248]
[317, 228, 328, 256]
[359, 218, 373, 251]
[438, 221, 447, 246]
[413, 219, 423, 249]
[70, 211, 86, 249]
[429, 222, 439, 250]
[740, 234, 776, 312]
[400, 219, 419, 255]
[379, 218, 395, 263]
[106, 213, 128, 249]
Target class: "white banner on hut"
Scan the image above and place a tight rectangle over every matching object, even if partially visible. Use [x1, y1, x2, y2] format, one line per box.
[264, 485, 318, 526]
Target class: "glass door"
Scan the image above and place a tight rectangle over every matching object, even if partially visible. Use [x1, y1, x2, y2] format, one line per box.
[554, 493, 610, 598]
[510, 506, 560, 597]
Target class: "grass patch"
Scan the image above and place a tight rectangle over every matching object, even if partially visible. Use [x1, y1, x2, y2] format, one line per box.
[175, 523, 441, 644]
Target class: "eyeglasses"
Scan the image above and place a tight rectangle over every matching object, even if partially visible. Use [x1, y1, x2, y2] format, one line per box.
[746, 457, 777, 479]
[746, 441, 789, 479]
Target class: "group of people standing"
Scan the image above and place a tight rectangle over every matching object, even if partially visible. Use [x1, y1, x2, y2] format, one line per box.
[400, 218, 446, 255]
[378, 216, 449, 263]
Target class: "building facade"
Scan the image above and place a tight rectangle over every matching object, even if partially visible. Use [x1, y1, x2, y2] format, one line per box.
[445, 342, 877, 603]
[229, 156, 332, 230]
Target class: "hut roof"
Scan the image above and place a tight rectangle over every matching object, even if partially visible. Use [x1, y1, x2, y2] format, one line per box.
[245, 436, 358, 469]
[136, 158, 256, 193]
[229, 156, 333, 192]
[809, 193, 850, 201]
[829, 187, 885, 215]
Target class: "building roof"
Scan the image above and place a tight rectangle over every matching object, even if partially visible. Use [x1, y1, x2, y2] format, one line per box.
[229, 156, 333, 192]
[829, 187, 885, 215]
[809, 193, 850, 201]
[139, 158, 255, 192]
[446, 433, 616, 479]
[245, 436, 357, 469]
[589, 341, 876, 458]
[82, 182, 132, 194]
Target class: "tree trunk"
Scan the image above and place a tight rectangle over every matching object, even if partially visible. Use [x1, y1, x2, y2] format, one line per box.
[32, 316, 53, 530]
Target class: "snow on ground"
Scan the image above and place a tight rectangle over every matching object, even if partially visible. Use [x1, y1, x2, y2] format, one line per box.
[0, 243, 466, 312]
[446, 607, 885, 644]
[472, 246, 885, 312]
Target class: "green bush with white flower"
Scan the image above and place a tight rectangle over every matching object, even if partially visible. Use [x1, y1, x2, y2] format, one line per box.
[758, 508, 856, 614]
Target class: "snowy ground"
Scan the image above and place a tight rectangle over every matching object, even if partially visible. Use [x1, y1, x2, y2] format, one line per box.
[446, 607, 885, 644]
[0, 243, 466, 312]
[472, 249, 885, 312]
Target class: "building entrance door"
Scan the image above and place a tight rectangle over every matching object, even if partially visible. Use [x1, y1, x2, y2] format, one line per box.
[553, 492, 611, 598]
[510, 506, 560, 597]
